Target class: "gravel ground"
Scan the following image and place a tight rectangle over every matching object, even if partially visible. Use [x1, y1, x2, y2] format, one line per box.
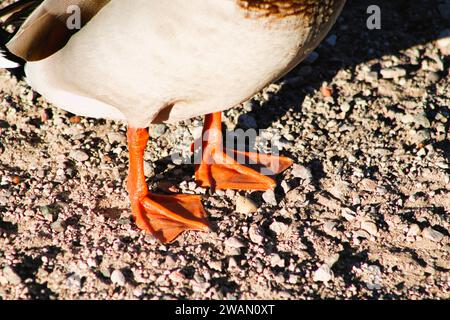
[0, 0, 449, 300]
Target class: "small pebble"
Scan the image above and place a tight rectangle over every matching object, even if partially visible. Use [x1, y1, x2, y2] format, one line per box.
[412, 113, 431, 128]
[425, 72, 441, 83]
[208, 261, 222, 272]
[323, 221, 337, 235]
[381, 67, 407, 79]
[66, 274, 82, 290]
[3, 266, 21, 285]
[235, 196, 258, 214]
[69, 116, 81, 124]
[281, 180, 292, 193]
[51, 220, 65, 232]
[39, 206, 53, 222]
[354, 230, 371, 240]
[342, 208, 356, 221]
[422, 227, 445, 242]
[325, 253, 340, 267]
[149, 124, 167, 137]
[249, 226, 264, 244]
[224, 237, 246, 249]
[288, 275, 299, 284]
[11, 176, 21, 185]
[107, 132, 126, 144]
[111, 269, 126, 286]
[228, 258, 238, 269]
[270, 254, 285, 268]
[87, 257, 98, 268]
[313, 264, 334, 283]
[262, 189, 277, 205]
[144, 162, 154, 178]
[361, 221, 378, 236]
[69, 150, 89, 162]
[359, 178, 378, 192]
[168, 270, 185, 283]
[364, 71, 379, 82]
[269, 221, 289, 235]
[325, 34, 337, 46]
[133, 288, 143, 298]
[321, 86, 333, 97]
[407, 224, 421, 237]
[164, 255, 177, 267]
[411, 129, 431, 144]
[340, 102, 351, 113]
[291, 164, 313, 181]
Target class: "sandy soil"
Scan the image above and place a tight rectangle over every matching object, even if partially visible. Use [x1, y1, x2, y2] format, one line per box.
[0, 0, 449, 299]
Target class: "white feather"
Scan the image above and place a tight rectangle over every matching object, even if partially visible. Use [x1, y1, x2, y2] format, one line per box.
[0, 50, 19, 69]
[25, 0, 345, 127]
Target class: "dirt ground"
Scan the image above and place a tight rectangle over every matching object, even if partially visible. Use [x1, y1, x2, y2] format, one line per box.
[0, 0, 448, 300]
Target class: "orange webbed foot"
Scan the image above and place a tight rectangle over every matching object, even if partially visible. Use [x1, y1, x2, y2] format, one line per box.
[195, 149, 293, 191]
[194, 113, 293, 191]
[131, 193, 209, 244]
[127, 127, 209, 244]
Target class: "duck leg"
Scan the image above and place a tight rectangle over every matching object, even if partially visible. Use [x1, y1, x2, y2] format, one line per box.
[127, 127, 209, 244]
[195, 112, 293, 191]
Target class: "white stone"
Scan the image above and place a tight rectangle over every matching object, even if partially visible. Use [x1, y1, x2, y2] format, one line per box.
[235, 196, 258, 214]
[313, 264, 334, 283]
[407, 224, 421, 237]
[269, 221, 289, 235]
[208, 260, 222, 272]
[361, 221, 378, 236]
[262, 189, 277, 205]
[224, 237, 246, 248]
[381, 67, 406, 79]
[323, 221, 337, 235]
[111, 269, 126, 286]
[249, 226, 264, 244]
[291, 164, 313, 180]
[2, 266, 21, 285]
[69, 150, 89, 162]
[422, 227, 445, 242]
[270, 254, 285, 268]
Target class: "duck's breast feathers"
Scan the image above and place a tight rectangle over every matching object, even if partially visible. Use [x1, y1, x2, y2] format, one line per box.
[6, 0, 110, 62]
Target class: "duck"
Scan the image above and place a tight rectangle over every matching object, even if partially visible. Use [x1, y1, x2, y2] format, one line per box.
[0, 0, 346, 244]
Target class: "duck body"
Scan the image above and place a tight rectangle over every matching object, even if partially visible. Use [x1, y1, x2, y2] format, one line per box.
[1, 0, 346, 243]
[22, 0, 345, 127]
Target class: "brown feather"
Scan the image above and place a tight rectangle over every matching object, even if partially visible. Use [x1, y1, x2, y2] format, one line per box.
[6, 0, 110, 61]
[237, 0, 338, 20]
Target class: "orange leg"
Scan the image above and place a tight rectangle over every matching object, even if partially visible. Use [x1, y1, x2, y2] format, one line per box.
[127, 127, 209, 244]
[195, 113, 293, 191]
